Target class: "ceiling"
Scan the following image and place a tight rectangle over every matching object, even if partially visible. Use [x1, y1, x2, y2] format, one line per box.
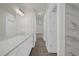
[22, 3, 49, 16]
[66, 3, 79, 10]
[0, 3, 49, 17]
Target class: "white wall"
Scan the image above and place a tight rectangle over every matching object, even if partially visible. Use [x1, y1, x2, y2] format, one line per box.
[0, 5, 36, 40]
[16, 9, 36, 34]
[16, 15, 25, 34]
[36, 15, 44, 34]
[0, 8, 16, 37]
[6, 13, 16, 37]
[0, 9, 6, 37]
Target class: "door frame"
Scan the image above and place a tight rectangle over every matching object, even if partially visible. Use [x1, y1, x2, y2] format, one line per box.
[57, 3, 65, 56]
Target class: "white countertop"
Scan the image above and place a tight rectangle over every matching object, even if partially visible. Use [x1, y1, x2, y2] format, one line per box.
[0, 33, 33, 56]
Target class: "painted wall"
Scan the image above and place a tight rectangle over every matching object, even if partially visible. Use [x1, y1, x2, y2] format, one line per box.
[36, 15, 44, 33]
[0, 9, 6, 37]
[0, 8, 16, 38]
[0, 5, 36, 41]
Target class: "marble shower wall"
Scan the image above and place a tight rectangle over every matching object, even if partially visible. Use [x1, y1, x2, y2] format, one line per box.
[65, 3, 79, 56]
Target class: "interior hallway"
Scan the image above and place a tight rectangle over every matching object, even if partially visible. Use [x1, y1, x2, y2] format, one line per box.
[30, 34, 57, 56]
[0, 3, 58, 56]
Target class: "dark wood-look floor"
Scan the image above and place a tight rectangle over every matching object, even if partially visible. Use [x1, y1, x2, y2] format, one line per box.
[30, 34, 57, 56]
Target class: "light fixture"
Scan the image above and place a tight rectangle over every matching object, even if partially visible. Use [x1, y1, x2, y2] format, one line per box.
[15, 8, 24, 16]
